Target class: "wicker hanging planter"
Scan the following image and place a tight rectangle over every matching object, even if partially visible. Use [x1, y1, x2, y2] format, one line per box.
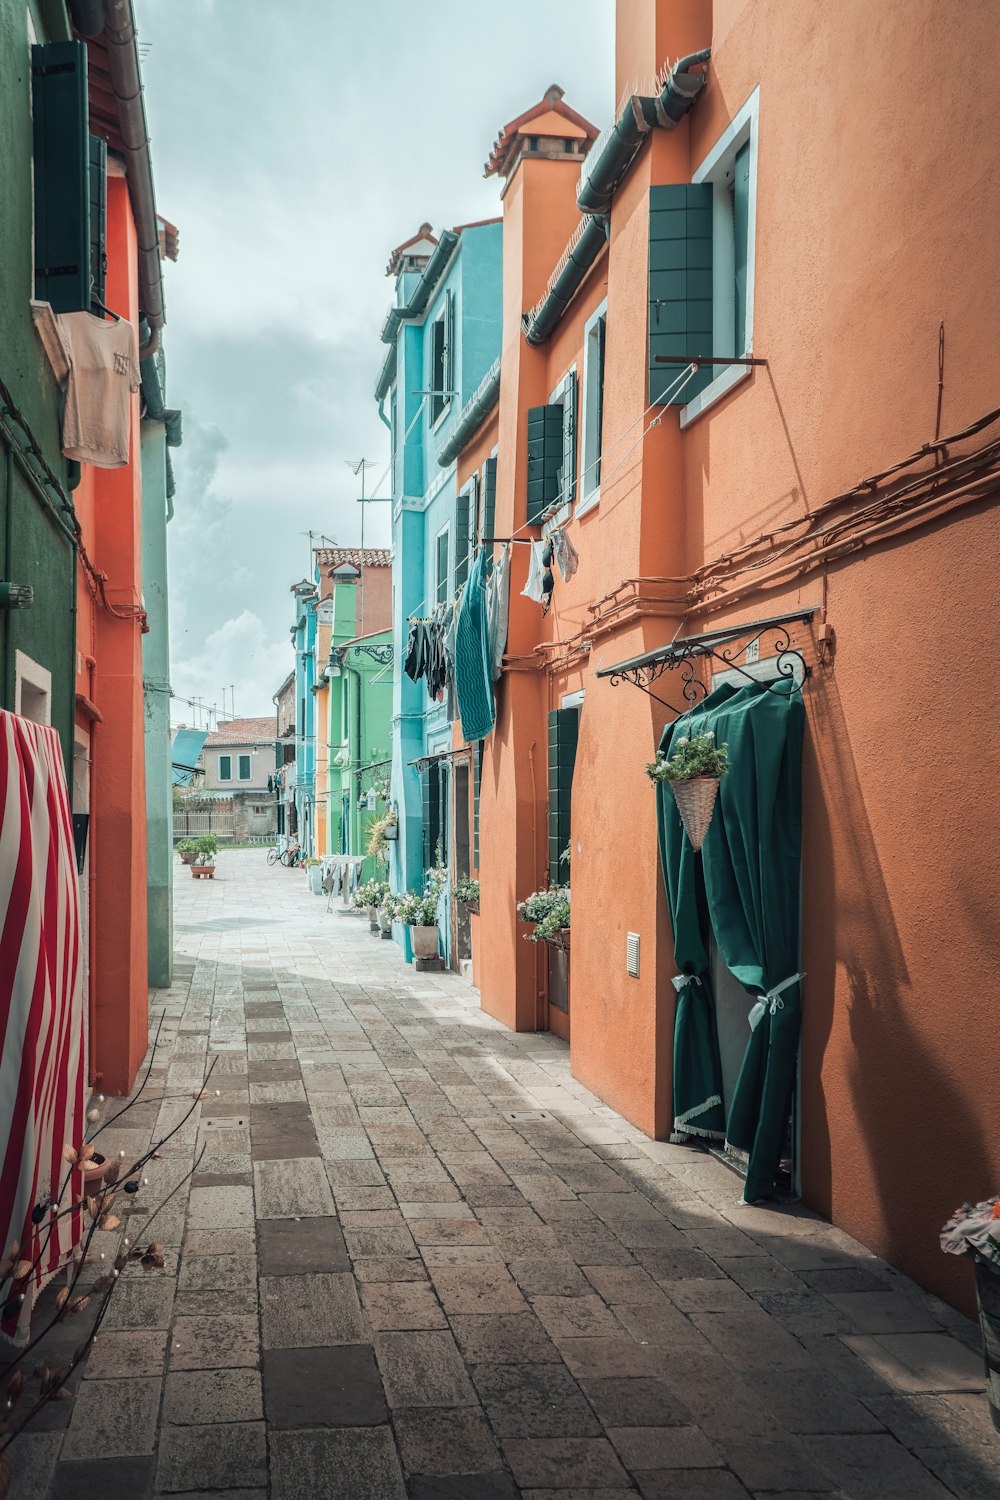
[670, 775, 720, 852]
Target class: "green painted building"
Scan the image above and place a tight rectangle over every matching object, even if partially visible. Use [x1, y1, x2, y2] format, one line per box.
[0, 0, 80, 771]
[314, 556, 394, 879]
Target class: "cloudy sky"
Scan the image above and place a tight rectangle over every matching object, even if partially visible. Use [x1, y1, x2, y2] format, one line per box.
[140, 0, 614, 722]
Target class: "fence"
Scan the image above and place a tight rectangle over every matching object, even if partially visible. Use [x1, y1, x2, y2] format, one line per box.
[174, 803, 236, 838]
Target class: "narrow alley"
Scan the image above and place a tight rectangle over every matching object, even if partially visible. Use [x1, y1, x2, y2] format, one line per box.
[7, 853, 995, 1499]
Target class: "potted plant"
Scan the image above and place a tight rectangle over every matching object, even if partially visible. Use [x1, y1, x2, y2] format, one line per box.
[454, 875, 480, 916]
[516, 885, 571, 949]
[352, 878, 389, 931]
[396, 866, 446, 960]
[303, 855, 324, 894]
[941, 1197, 1000, 1429]
[191, 834, 219, 878]
[365, 808, 398, 863]
[176, 838, 198, 866]
[646, 729, 730, 852]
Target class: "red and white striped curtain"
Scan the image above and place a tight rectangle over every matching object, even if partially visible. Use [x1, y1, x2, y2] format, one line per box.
[0, 711, 86, 1344]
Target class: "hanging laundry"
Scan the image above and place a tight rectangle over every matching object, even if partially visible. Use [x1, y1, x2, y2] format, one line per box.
[540, 537, 555, 615]
[486, 545, 511, 683]
[550, 526, 580, 583]
[56, 311, 141, 468]
[444, 596, 460, 721]
[521, 540, 548, 603]
[454, 550, 495, 742]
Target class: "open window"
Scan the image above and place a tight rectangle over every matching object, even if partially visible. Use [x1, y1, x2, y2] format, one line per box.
[429, 291, 454, 425]
[579, 301, 606, 515]
[218, 754, 232, 782]
[435, 524, 450, 606]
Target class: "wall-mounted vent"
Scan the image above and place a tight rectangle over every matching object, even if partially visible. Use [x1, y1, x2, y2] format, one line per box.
[626, 932, 640, 978]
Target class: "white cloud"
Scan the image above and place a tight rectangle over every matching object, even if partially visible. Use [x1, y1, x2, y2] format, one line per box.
[172, 610, 290, 720]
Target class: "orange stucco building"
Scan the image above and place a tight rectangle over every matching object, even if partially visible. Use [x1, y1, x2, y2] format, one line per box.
[455, 0, 1000, 1313]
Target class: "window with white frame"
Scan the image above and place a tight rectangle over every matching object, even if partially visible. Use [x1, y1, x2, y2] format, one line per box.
[429, 292, 454, 425]
[218, 754, 232, 781]
[548, 366, 578, 516]
[14, 651, 52, 725]
[579, 300, 607, 513]
[682, 86, 759, 428]
[435, 525, 450, 605]
[238, 753, 252, 781]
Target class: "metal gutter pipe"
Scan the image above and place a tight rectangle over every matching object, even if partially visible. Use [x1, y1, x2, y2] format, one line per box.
[576, 49, 711, 219]
[380, 230, 460, 346]
[71, 0, 165, 332]
[437, 357, 501, 466]
[524, 217, 608, 348]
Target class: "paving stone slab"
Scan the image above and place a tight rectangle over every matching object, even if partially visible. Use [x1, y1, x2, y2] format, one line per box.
[162, 1368, 263, 1425]
[253, 1155, 336, 1217]
[62, 1375, 161, 1459]
[406, 1476, 519, 1500]
[186, 1184, 255, 1228]
[374, 1330, 478, 1407]
[84, 1328, 168, 1378]
[178, 1251, 256, 1290]
[502, 1436, 632, 1489]
[262, 1345, 388, 1426]
[841, 1331, 985, 1392]
[256, 1214, 350, 1274]
[633, 1472, 753, 1499]
[155, 1420, 267, 1492]
[581, 1377, 693, 1429]
[169, 1314, 260, 1370]
[361, 1280, 448, 1329]
[50, 1454, 157, 1500]
[473, 1361, 603, 1437]
[393, 1404, 501, 1475]
[801, 1433, 954, 1499]
[269, 1425, 407, 1500]
[260, 1271, 366, 1347]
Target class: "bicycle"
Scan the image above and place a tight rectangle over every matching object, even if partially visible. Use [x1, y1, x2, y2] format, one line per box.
[266, 845, 281, 866]
[280, 842, 302, 868]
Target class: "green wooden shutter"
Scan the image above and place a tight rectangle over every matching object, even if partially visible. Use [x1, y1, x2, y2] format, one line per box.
[648, 182, 714, 405]
[480, 456, 497, 555]
[455, 483, 472, 591]
[436, 530, 449, 605]
[526, 406, 562, 524]
[421, 766, 439, 871]
[547, 708, 579, 879]
[89, 134, 107, 306]
[561, 371, 577, 506]
[595, 316, 606, 485]
[32, 41, 91, 313]
[733, 142, 751, 356]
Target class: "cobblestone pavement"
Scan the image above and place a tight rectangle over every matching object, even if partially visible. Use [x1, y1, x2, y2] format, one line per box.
[7, 852, 998, 1498]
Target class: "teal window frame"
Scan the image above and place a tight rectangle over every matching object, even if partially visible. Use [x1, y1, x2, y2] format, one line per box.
[681, 86, 760, 429]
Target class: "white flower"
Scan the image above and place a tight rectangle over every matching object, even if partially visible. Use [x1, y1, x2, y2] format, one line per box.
[676, 736, 689, 747]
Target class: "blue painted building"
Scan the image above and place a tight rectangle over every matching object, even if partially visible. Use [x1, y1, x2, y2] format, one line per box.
[374, 219, 502, 959]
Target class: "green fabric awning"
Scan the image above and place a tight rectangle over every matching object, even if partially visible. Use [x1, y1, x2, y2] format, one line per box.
[656, 678, 805, 1202]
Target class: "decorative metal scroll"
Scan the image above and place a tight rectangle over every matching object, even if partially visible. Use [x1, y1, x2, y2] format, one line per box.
[350, 643, 394, 666]
[606, 621, 809, 718]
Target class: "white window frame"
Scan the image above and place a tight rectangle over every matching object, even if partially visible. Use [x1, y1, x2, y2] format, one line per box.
[546, 365, 578, 526]
[14, 651, 52, 725]
[429, 293, 454, 430]
[218, 754, 232, 782]
[681, 86, 760, 430]
[560, 690, 585, 709]
[237, 753, 252, 781]
[434, 521, 451, 605]
[577, 299, 607, 518]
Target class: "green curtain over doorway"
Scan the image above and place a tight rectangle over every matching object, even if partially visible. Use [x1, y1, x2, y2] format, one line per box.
[657, 678, 805, 1202]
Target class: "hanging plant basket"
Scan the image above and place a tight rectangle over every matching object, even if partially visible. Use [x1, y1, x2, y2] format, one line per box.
[671, 775, 720, 852]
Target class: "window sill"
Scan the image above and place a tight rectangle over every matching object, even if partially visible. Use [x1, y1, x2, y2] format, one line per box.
[575, 486, 600, 519]
[679, 362, 751, 429]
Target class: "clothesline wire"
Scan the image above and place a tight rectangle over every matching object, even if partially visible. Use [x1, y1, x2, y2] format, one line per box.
[403, 362, 696, 627]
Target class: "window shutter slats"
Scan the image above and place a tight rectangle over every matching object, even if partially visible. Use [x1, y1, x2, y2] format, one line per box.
[547, 708, 579, 880]
[455, 484, 472, 592]
[32, 41, 90, 313]
[473, 739, 483, 869]
[648, 183, 714, 406]
[562, 370, 577, 506]
[89, 134, 107, 307]
[526, 405, 563, 525]
[733, 142, 751, 356]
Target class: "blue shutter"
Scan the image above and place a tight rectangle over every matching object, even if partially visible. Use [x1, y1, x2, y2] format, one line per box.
[526, 406, 562, 524]
[32, 41, 91, 313]
[733, 142, 751, 356]
[547, 708, 579, 879]
[648, 183, 714, 405]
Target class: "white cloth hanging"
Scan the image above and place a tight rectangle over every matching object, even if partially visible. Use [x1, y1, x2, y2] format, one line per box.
[521, 541, 547, 603]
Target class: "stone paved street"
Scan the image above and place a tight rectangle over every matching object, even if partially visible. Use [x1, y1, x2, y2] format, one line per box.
[7, 852, 998, 1498]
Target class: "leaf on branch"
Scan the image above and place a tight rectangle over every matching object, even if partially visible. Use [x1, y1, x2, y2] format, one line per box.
[104, 1160, 120, 1186]
[99, 1215, 120, 1232]
[140, 1254, 156, 1271]
[55, 1287, 69, 1313]
[114, 1252, 129, 1272]
[1, 1371, 26, 1406]
[91, 1274, 113, 1294]
[53, 1386, 74, 1401]
[77, 1143, 95, 1163]
[67, 1296, 90, 1317]
[12, 1260, 33, 1282]
[86, 1197, 100, 1222]
[0, 1257, 14, 1282]
[147, 1242, 165, 1258]
[62, 1144, 78, 1165]
[32, 1362, 50, 1384]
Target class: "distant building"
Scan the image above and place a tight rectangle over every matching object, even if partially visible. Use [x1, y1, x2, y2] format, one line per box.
[273, 669, 296, 840]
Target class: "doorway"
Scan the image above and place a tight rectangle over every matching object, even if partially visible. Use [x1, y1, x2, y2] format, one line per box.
[452, 760, 471, 968]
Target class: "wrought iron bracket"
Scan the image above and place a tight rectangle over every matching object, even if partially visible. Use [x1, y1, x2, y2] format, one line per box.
[350, 643, 394, 666]
[599, 609, 813, 720]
